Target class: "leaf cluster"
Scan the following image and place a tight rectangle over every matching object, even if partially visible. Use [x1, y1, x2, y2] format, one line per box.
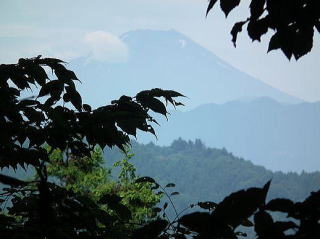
[133, 180, 320, 239]
[0, 56, 184, 238]
[206, 0, 320, 59]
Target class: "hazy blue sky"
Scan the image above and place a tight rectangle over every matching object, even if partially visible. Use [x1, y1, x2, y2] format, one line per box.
[1, 0, 319, 102]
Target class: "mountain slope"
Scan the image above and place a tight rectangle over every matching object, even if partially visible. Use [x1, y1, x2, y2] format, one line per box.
[104, 139, 320, 210]
[137, 98, 320, 172]
[70, 29, 301, 109]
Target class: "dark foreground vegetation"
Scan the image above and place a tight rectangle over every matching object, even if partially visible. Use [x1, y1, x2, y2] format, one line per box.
[0, 57, 319, 239]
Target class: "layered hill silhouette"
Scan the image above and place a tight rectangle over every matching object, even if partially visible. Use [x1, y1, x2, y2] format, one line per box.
[138, 98, 320, 172]
[70, 29, 301, 109]
[105, 139, 320, 211]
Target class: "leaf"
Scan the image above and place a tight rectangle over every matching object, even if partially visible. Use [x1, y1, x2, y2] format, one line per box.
[254, 210, 280, 237]
[179, 212, 211, 233]
[231, 21, 247, 47]
[113, 203, 132, 221]
[38, 80, 63, 98]
[165, 90, 185, 98]
[264, 198, 294, 213]
[247, 17, 269, 42]
[18, 99, 39, 108]
[0, 173, 28, 186]
[163, 202, 168, 209]
[250, 0, 265, 20]
[241, 218, 254, 227]
[206, 0, 218, 17]
[29, 64, 48, 86]
[213, 180, 271, 228]
[132, 219, 168, 239]
[153, 207, 162, 213]
[135, 176, 157, 184]
[165, 183, 175, 188]
[98, 193, 122, 205]
[147, 98, 167, 116]
[65, 86, 82, 111]
[171, 192, 180, 196]
[292, 27, 314, 60]
[274, 221, 298, 232]
[23, 108, 45, 124]
[83, 104, 91, 112]
[220, 0, 240, 17]
[197, 201, 217, 210]
[268, 32, 281, 52]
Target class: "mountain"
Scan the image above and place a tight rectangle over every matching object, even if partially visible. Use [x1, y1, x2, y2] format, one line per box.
[137, 98, 320, 172]
[69, 29, 301, 109]
[104, 139, 320, 210]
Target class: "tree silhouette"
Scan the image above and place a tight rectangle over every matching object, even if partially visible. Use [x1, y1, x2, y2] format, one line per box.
[0, 56, 184, 238]
[206, 0, 320, 60]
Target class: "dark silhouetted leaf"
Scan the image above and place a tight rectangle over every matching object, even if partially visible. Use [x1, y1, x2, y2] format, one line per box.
[250, 0, 265, 19]
[179, 212, 211, 233]
[171, 192, 179, 196]
[135, 176, 157, 184]
[268, 32, 281, 52]
[197, 201, 217, 210]
[247, 17, 269, 41]
[220, 0, 240, 17]
[206, 0, 218, 16]
[241, 218, 254, 227]
[264, 198, 295, 213]
[132, 219, 168, 239]
[38, 80, 63, 98]
[165, 183, 175, 188]
[231, 21, 247, 46]
[0, 173, 28, 186]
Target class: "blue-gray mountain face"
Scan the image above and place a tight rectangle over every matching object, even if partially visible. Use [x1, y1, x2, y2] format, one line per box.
[70, 29, 300, 109]
[69, 29, 317, 172]
[138, 98, 320, 173]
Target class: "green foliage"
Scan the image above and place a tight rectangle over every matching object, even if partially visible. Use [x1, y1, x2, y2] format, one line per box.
[206, 0, 320, 60]
[46, 146, 161, 225]
[47, 147, 112, 200]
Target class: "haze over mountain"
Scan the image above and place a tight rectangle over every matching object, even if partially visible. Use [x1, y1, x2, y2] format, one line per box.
[138, 98, 320, 172]
[67, 29, 318, 173]
[70, 29, 301, 109]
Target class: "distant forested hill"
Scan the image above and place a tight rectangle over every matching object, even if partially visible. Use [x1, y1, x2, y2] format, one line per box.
[104, 139, 320, 212]
[137, 98, 320, 172]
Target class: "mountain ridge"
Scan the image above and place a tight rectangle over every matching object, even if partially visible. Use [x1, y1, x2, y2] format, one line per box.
[69, 29, 301, 109]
